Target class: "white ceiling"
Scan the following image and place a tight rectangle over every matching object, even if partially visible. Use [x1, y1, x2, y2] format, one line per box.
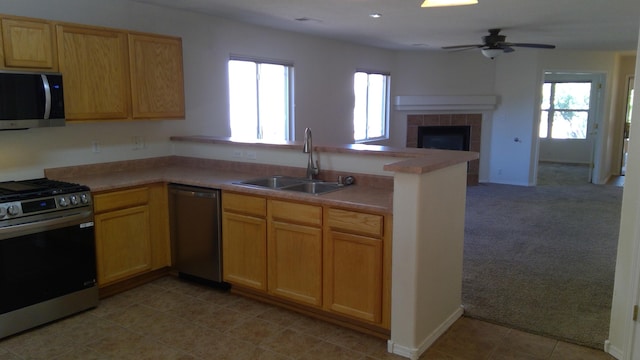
[134, 0, 640, 52]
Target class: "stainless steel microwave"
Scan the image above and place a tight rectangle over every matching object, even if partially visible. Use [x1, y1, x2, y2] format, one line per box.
[0, 71, 65, 130]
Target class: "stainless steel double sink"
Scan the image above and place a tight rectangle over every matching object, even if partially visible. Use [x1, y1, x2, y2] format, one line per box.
[235, 176, 345, 195]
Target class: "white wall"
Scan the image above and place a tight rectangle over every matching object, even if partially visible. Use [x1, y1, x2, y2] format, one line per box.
[485, 51, 542, 186]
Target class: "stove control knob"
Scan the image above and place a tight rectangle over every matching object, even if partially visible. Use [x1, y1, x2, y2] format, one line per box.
[59, 197, 69, 207]
[80, 193, 89, 204]
[7, 205, 19, 216]
[0, 207, 6, 217]
[70, 195, 79, 206]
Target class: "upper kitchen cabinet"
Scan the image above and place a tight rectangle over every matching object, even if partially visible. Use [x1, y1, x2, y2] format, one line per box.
[129, 33, 185, 119]
[56, 24, 131, 120]
[0, 13, 185, 122]
[1, 17, 57, 70]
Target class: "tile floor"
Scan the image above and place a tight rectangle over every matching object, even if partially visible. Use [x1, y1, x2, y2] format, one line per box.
[0, 276, 616, 360]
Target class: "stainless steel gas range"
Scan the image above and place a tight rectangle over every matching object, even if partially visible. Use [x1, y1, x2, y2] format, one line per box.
[0, 178, 98, 339]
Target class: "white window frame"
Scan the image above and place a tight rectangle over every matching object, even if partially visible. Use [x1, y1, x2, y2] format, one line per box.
[353, 70, 390, 143]
[228, 56, 294, 141]
[539, 72, 599, 140]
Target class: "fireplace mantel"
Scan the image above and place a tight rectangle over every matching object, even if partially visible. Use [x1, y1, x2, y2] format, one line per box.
[395, 95, 497, 111]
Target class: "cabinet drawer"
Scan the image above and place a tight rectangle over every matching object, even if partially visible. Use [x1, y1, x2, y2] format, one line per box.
[327, 208, 383, 237]
[270, 200, 321, 226]
[222, 192, 266, 217]
[94, 187, 149, 213]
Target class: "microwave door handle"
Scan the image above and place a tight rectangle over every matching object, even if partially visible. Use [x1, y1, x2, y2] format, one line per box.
[41, 74, 51, 119]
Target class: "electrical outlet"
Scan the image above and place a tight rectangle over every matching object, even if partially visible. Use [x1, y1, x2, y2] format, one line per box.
[245, 151, 257, 160]
[91, 141, 101, 153]
[232, 150, 243, 158]
[133, 136, 146, 150]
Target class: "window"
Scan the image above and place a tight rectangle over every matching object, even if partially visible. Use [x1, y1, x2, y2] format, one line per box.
[353, 71, 390, 142]
[228, 58, 293, 141]
[539, 81, 592, 139]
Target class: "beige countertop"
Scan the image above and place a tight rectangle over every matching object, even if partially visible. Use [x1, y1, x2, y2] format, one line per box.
[46, 158, 393, 214]
[46, 136, 479, 213]
[171, 136, 478, 174]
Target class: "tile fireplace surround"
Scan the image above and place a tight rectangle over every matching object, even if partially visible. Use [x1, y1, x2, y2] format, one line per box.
[406, 113, 481, 185]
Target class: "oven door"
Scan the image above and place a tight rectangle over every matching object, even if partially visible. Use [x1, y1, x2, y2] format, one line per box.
[0, 209, 97, 319]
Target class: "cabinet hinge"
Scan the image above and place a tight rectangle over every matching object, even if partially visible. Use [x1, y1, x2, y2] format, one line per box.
[633, 305, 638, 321]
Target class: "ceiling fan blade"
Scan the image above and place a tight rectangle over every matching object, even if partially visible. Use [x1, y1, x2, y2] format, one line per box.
[508, 42, 556, 49]
[442, 44, 483, 50]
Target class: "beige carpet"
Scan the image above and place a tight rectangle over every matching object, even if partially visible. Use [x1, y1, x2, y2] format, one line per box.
[462, 163, 622, 349]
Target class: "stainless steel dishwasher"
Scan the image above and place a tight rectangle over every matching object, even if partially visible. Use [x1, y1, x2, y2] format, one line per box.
[168, 184, 224, 285]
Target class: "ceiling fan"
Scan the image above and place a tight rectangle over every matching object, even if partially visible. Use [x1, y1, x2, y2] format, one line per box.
[442, 28, 556, 59]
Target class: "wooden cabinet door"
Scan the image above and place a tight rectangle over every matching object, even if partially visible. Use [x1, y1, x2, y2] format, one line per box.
[268, 221, 322, 306]
[222, 212, 267, 290]
[129, 33, 184, 119]
[56, 25, 130, 120]
[324, 230, 383, 323]
[1, 18, 56, 70]
[94, 205, 152, 286]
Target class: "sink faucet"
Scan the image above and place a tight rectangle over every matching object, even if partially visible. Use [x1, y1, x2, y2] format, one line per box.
[303, 128, 319, 180]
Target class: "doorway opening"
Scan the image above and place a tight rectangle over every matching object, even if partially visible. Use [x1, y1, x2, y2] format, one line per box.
[536, 72, 604, 185]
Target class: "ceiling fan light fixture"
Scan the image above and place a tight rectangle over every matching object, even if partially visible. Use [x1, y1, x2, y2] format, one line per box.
[481, 48, 503, 59]
[421, 0, 478, 7]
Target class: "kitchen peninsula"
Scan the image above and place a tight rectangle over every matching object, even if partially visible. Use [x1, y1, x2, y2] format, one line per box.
[46, 136, 477, 360]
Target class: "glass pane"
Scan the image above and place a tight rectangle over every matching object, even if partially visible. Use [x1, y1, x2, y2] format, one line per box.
[541, 83, 551, 110]
[353, 72, 368, 141]
[551, 110, 588, 139]
[228, 60, 258, 139]
[553, 82, 591, 110]
[539, 110, 548, 138]
[258, 63, 288, 141]
[366, 74, 385, 138]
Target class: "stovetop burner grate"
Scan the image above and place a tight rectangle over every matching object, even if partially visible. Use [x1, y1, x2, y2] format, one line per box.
[0, 178, 89, 202]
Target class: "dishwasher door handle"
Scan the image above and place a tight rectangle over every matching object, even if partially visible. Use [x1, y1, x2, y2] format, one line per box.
[170, 188, 218, 199]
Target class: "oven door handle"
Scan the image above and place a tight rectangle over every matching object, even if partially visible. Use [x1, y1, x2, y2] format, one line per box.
[0, 210, 94, 240]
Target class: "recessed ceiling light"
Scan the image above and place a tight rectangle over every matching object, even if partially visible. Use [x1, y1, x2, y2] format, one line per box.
[295, 17, 322, 23]
[370, 13, 382, 18]
[421, 0, 478, 7]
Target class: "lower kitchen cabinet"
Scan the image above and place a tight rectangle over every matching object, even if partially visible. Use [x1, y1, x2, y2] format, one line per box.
[93, 183, 170, 287]
[221, 192, 267, 291]
[324, 208, 390, 326]
[268, 200, 323, 307]
[220, 190, 391, 331]
[324, 230, 382, 322]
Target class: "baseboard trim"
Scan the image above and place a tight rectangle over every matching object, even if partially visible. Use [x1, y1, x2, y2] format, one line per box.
[387, 306, 464, 359]
[604, 340, 624, 359]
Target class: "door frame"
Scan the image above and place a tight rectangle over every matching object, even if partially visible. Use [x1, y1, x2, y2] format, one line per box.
[535, 71, 606, 184]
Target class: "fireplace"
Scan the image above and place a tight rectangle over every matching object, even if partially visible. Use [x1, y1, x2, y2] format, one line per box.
[407, 113, 481, 185]
[418, 126, 470, 151]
